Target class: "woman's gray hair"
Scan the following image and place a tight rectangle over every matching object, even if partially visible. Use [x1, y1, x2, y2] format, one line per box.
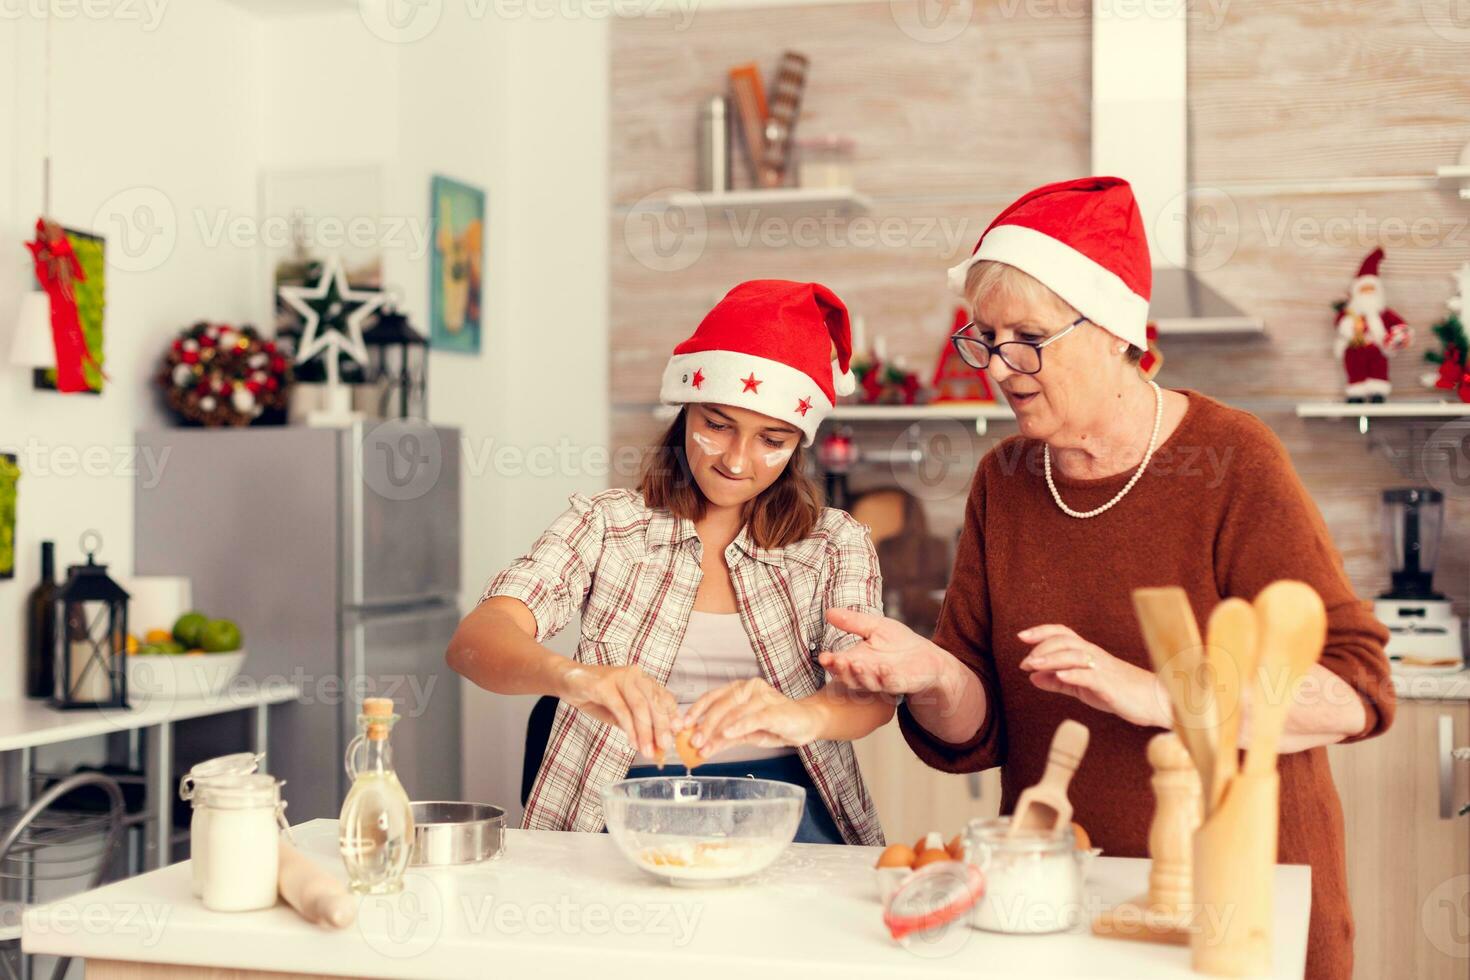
[964, 260, 1144, 365]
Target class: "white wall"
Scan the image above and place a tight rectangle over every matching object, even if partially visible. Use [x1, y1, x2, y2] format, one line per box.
[255, 4, 609, 821]
[0, 2, 264, 699]
[1, 4, 609, 819]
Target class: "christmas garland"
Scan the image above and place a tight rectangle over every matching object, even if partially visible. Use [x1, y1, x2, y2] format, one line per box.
[1425, 311, 1470, 402]
[157, 322, 293, 426]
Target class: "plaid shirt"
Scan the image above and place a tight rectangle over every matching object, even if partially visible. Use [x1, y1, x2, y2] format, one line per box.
[481, 488, 886, 846]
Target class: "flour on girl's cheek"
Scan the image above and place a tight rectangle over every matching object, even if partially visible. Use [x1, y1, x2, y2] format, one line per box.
[690, 432, 724, 456]
[762, 448, 794, 468]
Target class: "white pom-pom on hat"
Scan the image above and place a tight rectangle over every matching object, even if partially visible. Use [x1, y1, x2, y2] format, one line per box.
[834, 363, 857, 396]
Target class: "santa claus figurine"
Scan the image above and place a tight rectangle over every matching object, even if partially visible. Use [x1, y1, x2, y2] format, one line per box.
[1334, 247, 1412, 402]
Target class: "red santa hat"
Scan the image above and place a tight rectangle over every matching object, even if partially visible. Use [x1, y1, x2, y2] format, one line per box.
[947, 176, 1152, 350]
[1354, 247, 1385, 283]
[660, 280, 855, 445]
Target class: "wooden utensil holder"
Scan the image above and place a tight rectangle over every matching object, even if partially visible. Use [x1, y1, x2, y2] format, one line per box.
[1190, 771, 1278, 976]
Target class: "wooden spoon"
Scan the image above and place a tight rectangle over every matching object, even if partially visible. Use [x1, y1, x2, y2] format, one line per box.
[1244, 580, 1326, 777]
[1204, 598, 1259, 813]
[1010, 719, 1090, 839]
[1132, 587, 1216, 801]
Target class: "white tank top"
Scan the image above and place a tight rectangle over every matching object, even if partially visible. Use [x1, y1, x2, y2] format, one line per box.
[632, 610, 797, 766]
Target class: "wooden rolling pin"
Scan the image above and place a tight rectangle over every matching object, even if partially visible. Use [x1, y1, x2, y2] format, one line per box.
[278, 842, 356, 929]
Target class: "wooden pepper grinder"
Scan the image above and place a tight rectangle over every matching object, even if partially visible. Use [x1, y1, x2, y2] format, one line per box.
[1092, 731, 1202, 944]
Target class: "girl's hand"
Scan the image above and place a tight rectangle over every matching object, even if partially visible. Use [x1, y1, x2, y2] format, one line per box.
[1017, 624, 1170, 729]
[559, 664, 677, 760]
[817, 608, 956, 697]
[681, 678, 823, 760]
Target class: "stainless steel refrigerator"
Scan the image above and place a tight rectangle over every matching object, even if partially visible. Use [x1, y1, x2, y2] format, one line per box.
[134, 424, 462, 820]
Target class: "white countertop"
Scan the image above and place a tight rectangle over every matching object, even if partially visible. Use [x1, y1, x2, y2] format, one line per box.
[1393, 668, 1470, 702]
[22, 819, 1312, 979]
[0, 682, 300, 752]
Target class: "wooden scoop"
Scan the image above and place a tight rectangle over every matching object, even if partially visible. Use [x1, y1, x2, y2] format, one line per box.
[1010, 719, 1090, 839]
[1204, 598, 1259, 813]
[1132, 587, 1216, 802]
[1244, 581, 1326, 777]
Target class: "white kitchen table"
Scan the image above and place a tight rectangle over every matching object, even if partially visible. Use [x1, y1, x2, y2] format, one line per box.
[0, 682, 300, 877]
[22, 817, 1312, 980]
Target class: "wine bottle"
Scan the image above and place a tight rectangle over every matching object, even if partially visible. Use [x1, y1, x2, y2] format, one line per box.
[25, 541, 56, 699]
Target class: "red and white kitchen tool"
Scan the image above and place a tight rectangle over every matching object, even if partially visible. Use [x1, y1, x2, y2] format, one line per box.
[1008, 719, 1090, 839]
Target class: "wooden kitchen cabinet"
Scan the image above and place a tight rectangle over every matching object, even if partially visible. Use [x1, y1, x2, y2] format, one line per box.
[853, 717, 1000, 845]
[1328, 700, 1470, 980]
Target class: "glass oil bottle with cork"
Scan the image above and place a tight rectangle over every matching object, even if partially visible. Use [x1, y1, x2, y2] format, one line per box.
[339, 697, 415, 894]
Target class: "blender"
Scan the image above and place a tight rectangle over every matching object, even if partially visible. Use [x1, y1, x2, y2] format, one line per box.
[1374, 488, 1464, 671]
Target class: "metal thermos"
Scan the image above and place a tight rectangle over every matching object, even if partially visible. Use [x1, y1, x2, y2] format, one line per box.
[696, 95, 731, 193]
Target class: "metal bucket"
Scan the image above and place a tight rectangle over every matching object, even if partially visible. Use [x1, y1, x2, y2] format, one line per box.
[408, 801, 506, 866]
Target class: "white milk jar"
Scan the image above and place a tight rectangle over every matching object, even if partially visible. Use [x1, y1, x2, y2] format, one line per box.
[180, 752, 264, 898]
[199, 774, 283, 912]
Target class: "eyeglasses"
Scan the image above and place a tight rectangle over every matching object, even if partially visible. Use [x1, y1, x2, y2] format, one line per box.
[949, 316, 1086, 376]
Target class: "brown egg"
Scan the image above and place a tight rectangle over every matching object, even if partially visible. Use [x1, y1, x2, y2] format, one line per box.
[1072, 822, 1091, 851]
[945, 834, 965, 860]
[875, 844, 917, 869]
[675, 730, 706, 770]
[913, 848, 952, 869]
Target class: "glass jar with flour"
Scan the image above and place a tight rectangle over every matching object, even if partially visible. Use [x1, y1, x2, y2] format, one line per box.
[962, 816, 1091, 934]
[197, 773, 285, 912]
[180, 752, 264, 898]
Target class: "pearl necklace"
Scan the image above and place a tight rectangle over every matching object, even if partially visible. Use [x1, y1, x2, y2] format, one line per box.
[1044, 380, 1164, 519]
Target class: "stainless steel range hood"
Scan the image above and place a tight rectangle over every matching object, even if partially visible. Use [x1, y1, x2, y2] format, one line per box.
[1091, 1, 1262, 335]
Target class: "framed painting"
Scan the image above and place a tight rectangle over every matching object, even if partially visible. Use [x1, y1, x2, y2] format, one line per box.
[429, 175, 484, 354]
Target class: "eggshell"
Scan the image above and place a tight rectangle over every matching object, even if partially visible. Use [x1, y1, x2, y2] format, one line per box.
[875, 844, 917, 869]
[1072, 822, 1091, 851]
[675, 729, 706, 770]
[913, 848, 951, 869]
[945, 834, 965, 860]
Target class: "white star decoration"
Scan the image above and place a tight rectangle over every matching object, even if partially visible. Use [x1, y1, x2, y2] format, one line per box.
[279, 255, 384, 385]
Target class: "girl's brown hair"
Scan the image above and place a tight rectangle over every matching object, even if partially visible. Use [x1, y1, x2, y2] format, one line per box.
[638, 407, 824, 549]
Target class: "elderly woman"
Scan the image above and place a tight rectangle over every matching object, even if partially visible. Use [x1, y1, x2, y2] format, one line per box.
[821, 177, 1392, 979]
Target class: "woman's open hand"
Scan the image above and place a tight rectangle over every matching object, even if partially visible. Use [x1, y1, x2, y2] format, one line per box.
[558, 664, 677, 760]
[680, 678, 823, 760]
[817, 608, 956, 697]
[1017, 624, 1169, 729]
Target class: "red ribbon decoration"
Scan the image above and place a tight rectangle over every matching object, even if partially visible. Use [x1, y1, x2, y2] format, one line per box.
[1433, 345, 1470, 404]
[25, 218, 101, 393]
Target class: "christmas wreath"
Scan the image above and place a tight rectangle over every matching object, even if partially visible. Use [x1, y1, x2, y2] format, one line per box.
[157, 322, 293, 426]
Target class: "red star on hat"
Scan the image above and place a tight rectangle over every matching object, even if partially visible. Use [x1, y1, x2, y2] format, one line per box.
[691, 368, 705, 389]
[795, 397, 812, 416]
[741, 373, 762, 393]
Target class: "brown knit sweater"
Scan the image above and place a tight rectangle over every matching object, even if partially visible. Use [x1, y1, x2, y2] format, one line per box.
[899, 389, 1393, 980]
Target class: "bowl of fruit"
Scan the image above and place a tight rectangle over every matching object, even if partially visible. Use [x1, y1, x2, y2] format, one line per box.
[126, 611, 246, 703]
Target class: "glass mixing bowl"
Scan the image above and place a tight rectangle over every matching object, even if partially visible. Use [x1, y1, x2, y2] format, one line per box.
[601, 776, 805, 886]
